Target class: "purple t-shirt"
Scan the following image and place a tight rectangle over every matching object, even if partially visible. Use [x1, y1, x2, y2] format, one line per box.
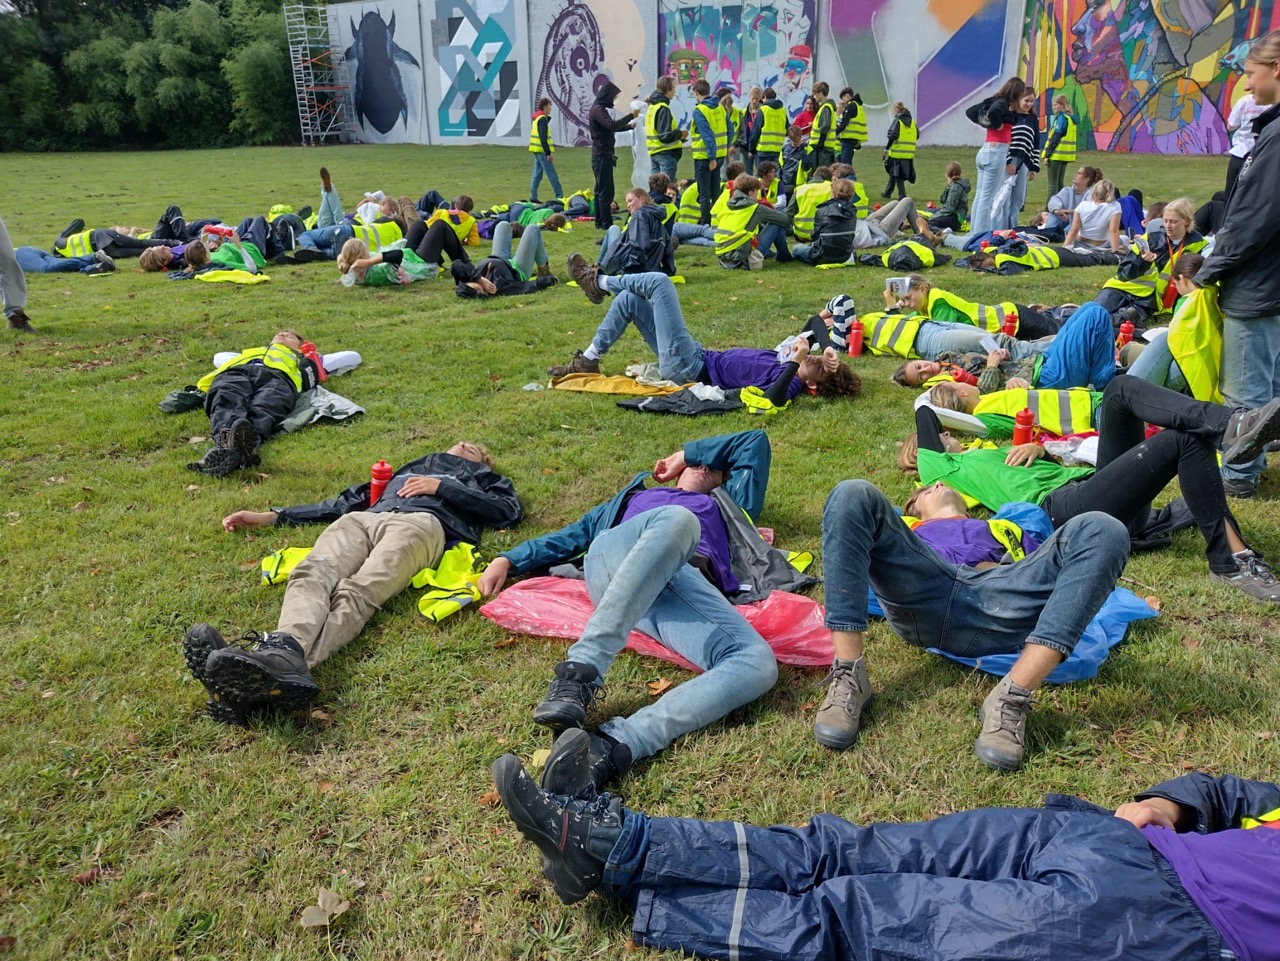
[1142, 824, 1280, 961]
[701, 348, 804, 401]
[619, 488, 739, 594]
[911, 517, 1039, 567]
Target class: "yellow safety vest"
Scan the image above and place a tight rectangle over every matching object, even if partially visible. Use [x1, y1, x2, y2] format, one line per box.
[55, 230, 95, 257]
[976, 388, 1098, 436]
[809, 100, 836, 150]
[198, 343, 306, 394]
[677, 184, 701, 224]
[1167, 286, 1224, 404]
[762, 179, 779, 204]
[838, 102, 867, 142]
[1153, 237, 1208, 306]
[1048, 114, 1077, 163]
[994, 246, 1062, 271]
[851, 180, 871, 220]
[692, 102, 729, 161]
[714, 203, 758, 257]
[740, 385, 791, 415]
[710, 185, 733, 226]
[645, 102, 679, 155]
[1242, 806, 1280, 830]
[352, 221, 404, 252]
[428, 210, 476, 245]
[880, 240, 935, 269]
[926, 289, 1018, 334]
[791, 181, 832, 242]
[863, 311, 922, 358]
[887, 119, 918, 159]
[757, 103, 787, 153]
[528, 112, 552, 153]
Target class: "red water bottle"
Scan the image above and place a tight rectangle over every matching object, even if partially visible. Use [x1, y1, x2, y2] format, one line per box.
[1117, 320, 1134, 347]
[369, 459, 393, 504]
[1001, 314, 1017, 337]
[953, 368, 979, 386]
[300, 340, 328, 382]
[1013, 409, 1035, 446]
[205, 224, 234, 238]
[848, 318, 864, 357]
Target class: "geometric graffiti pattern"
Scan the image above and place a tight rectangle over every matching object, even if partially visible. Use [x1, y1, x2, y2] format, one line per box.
[434, 0, 522, 138]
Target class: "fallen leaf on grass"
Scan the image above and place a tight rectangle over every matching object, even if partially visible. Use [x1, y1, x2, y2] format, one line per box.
[72, 501, 89, 512]
[317, 780, 335, 794]
[478, 791, 501, 808]
[187, 436, 206, 445]
[72, 866, 104, 885]
[647, 677, 673, 697]
[0, 935, 16, 953]
[46, 476, 67, 484]
[531, 748, 551, 769]
[236, 559, 258, 572]
[1181, 636, 1200, 650]
[1144, 595, 1161, 611]
[185, 485, 200, 493]
[300, 888, 349, 928]
[1258, 731, 1275, 741]
[41, 690, 54, 699]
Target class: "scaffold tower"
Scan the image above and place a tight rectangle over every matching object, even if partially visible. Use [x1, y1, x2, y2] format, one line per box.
[285, 4, 351, 144]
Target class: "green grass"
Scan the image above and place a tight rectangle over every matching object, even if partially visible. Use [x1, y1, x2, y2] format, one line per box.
[1, 144, 1278, 960]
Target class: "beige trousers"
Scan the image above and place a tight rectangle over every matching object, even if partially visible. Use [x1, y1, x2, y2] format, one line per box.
[276, 511, 445, 667]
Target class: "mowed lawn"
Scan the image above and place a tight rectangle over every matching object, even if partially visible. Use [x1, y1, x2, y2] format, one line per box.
[1, 144, 1277, 960]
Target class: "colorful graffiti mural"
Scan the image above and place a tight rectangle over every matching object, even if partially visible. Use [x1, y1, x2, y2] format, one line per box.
[1024, 0, 1280, 154]
[657, 0, 817, 125]
[430, 0, 525, 140]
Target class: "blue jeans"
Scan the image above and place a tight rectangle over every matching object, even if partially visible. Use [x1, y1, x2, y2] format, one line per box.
[529, 154, 562, 203]
[491, 221, 547, 277]
[756, 222, 790, 260]
[566, 507, 777, 760]
[296, 224, 352, 258]
[598, 225, 622, 267]
[1037, 302, 1117, 390]
[993, 164, 1029, 230]
[790, 243, 816, 264]
[672, 222, 715, 247]
[604, 804, 1224, 961]
[591, 272, 705, 381]
[16, 247, 96, 273]
[970, 142, 1009, 236]
[821, 480, 1129, 658]
[1128, 330, 1189, 393]
[317, 185, 344, 228]
[1219, 313, 1280, 484]
[650, 151, 678, 181]
[915, 321, 1043, 362]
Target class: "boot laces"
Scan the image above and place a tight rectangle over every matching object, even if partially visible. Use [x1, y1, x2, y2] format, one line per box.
[231, 630, 267, 652]
[988, 689, 1033, 737]
[546, 675, 604, 707]
[1239, 552, 1277, 584]
[819, 665, 861, 710]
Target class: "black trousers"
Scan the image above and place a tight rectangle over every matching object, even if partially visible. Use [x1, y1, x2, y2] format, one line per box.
[693, 158, 720, 225]
[1013, 303, 1065, 340]
[592, 154, 617, 229]
[89, 229, 173, 259]
[405, 219, 467, 266]
[205, 365, 297, 445]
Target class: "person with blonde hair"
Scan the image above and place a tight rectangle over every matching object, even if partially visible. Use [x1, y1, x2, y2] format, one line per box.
[1098, 196, 1205, 325]
[336, 238, 439, 287]
[1063, 179, 1123, 253]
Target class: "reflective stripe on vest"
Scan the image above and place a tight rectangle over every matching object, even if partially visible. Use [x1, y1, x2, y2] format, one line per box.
[865, 311, 922, 358]
[757, 104, 787, 153]
[979, 388, 1096, 436]
[677, 184, 701, 224]
[693, 103, 728, 160]
[714, 203, 758, 256]
[887, 119, 918, 159]
[838, 103, 867, 142]
[995, 247, 1062, 271]
[809, 101, 836, 150]
[56, 230, 94, 257]
[1048, 115, 1077, 163]
[645, 103, 680, 155]
[197, 343, 305, 394]
[353, 221, 404, 252]
[528, 113, 552, 153]
[792, 182, 832, 242]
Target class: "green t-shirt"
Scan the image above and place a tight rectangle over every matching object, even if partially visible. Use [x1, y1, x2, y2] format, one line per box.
[917, 447, 1093, 511]
[929, 300, 971, 325]
[210, 241, 265, 270]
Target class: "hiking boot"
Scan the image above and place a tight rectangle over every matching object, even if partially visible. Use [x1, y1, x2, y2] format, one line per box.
[203, 632, 318, 712]
[812, 657, 872, 750]
[93, 249, 116, 271]
[974, 675, 1035, 771]
[227, 418, 261, 467]
[6, 309, 36, 333]
[533, 660, 600, 730]
[296, 205, 313, 221]
[542, 727, 634, 796]
[567, 253, 604, 304]
[293, 247, 329, 263]
[1222, 397, 1280, 467]
[548, 350, 600, 378]
[491, 754, 623, 905]
[183, 624, 249, 725]
[1211, 551, 1280, 604]
[536, 262, 553, 278]
[320, 167, 332, 191]
[1222, 476, 1257, 499]
[187, 447, 242, 478]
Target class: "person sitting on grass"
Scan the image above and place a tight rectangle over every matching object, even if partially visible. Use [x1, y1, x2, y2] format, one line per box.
[788, 176, 858, 265]
[712, 174, 790, 270]
[451, 221, 557, 298]
[477, 430, 813, 793]
[184, 441, 521, 724]
[187, 330, 325, 477]
[551, 268, 861, 405]
[595, 188, 676, 277]
[492, 751, 1280, 961]
[914, 161, 970, 242]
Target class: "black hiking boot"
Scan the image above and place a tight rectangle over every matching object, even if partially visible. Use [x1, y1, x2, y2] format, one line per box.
[187, 447, 242, 478]
[227, 418, 261, 468]
[541, 727, 634, 796]
[203, 632, 318, 713]
[532, 660, 600, 730]
[6, 309, 37, 333]
[491, 753, 623, 904]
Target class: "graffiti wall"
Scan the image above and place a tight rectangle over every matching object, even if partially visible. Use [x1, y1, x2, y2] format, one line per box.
[657, 0, 817, 126]
[528, 0, 656, 148]
[329, 0, 429, 144]
[1023, 0, 1280, 154]
[424, 0, 530, 144]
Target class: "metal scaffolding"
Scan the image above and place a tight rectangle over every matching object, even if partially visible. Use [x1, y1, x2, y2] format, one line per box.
[285, 4, 351, 145]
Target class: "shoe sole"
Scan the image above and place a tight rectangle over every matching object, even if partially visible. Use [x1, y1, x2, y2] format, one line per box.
[293, 249, 329, 263]
[1209, 572, 1280, 604]
[813, 693, 872, 750]
[974, 708, 1023, 771]
[540, 728, 591, 794]
[532, 700, 586, 731]
[203, 650, 318, 711]
[1223, 398, 1280, 466]
[183, 628, 253, 725]
[491, 755, 593, 905]
[228, 421, 258, 465]
[187, 448, 241, 478]
[566, 254, 603, 304]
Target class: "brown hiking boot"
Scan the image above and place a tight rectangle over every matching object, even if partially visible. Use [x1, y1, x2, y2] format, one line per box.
[567, 253, 604, 304]
[813, 657, 872, 749]
[6, 309, 37, 333]
[548, 350, 601, 379]
[320, 166, 332, 192]
[974, 675, 1035, 771]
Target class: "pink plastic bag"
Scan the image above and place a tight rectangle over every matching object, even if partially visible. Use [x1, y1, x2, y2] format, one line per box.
[480, 576, 833, 671]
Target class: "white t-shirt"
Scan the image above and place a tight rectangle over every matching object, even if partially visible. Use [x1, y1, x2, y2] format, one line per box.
[1229, 95, 1268, 158]
[1074, 200, 1120, 243]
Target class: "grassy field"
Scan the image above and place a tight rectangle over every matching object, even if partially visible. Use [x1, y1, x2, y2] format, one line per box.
[1, 144, 1277, 960]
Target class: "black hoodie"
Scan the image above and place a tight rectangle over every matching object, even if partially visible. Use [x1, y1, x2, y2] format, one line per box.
[590, 80, 635, 158]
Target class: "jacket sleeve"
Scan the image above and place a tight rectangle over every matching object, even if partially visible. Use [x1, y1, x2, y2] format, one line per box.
[273, 482, 371, 527]
[1114, 241, 1152, 281]
[684, 430, 771, 523]
[656, 105, 681, 145]
[1196, 139, 1280, 286]
[435, 471, 523, 530]
[751, 203, 790, 229]
[499, 494, 623, 573]
[1136, 772, 1280, 833]
[1042, 114, 1065, 156]
[537, 115, 552, 154]
[836, 103, 851, 134]
[885, 120, 899, 147]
